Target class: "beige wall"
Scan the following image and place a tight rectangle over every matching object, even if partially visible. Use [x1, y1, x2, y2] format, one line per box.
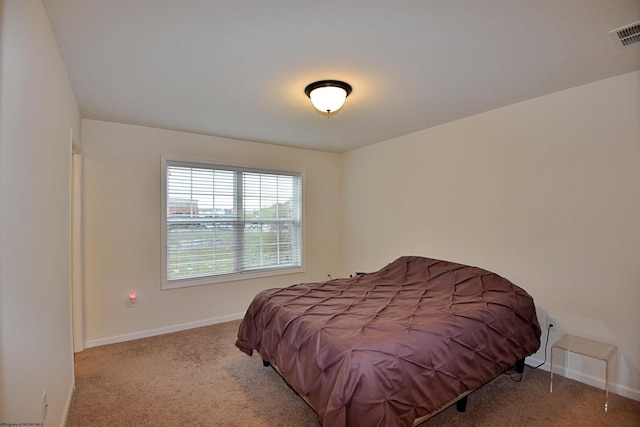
[0, 0, 81, 425]
[81, 120, 344, 345]
[342, 71, 640, 398]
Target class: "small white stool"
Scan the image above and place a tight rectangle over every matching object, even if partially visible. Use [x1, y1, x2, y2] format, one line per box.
[550, 333, 617, 413]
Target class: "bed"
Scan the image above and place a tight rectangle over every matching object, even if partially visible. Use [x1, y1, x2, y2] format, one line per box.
[235, 256, 541, 426]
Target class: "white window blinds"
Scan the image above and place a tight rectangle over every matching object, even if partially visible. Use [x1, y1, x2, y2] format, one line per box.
[164, 160, 302, 286]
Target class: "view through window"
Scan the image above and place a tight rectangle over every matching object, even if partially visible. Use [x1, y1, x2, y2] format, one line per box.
[163, 159, 302, 287]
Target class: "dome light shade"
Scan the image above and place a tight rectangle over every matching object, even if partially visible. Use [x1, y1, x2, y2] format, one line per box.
[305, 80, 352, 115]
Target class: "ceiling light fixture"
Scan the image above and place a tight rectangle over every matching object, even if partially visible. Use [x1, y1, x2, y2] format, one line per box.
[304, 80, 352, 115]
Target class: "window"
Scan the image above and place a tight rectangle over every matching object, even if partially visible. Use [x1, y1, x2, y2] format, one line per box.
[162, 158, 303, 289]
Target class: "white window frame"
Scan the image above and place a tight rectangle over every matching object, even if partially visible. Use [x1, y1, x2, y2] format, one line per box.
[161, 156, 304, 289]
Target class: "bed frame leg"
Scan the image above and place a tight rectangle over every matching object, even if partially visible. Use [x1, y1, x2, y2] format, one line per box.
[262, 360, 271, 367]
[456, 395, 468, 412]
[515, 358, 525, 374]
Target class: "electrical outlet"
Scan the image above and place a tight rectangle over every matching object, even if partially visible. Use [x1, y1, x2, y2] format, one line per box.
[547, 315, 557, 331]
[128, 292, 137, 307]
[42, 390, 48, 422]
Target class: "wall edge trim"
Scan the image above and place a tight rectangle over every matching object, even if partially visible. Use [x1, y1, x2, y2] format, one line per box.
[83, 312, 245, 349]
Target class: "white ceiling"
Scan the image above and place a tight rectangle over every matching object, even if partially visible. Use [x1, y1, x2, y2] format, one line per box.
[43, 0, 640, 153]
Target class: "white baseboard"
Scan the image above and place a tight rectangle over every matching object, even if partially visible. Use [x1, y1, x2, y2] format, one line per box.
[525, 356, 640, 402]
[84, 312, 245, 349]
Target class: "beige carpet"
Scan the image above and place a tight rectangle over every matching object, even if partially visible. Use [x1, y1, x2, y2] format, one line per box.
[66, 320, 640, 426]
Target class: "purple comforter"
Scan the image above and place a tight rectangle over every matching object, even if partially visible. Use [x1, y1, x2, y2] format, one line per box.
[236, 256, 541, 426]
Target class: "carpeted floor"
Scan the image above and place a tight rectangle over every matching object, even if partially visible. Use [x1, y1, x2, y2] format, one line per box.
[66, 320, 640, 426]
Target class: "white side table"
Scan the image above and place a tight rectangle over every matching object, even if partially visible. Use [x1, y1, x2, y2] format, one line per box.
[550, 333, 618, 413]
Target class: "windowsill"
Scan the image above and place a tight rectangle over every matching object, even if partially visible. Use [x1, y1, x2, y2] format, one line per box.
[161, 265, 305, 290]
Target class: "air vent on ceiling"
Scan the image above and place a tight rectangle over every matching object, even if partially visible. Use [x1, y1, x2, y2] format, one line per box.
[609, 21, 640, 48]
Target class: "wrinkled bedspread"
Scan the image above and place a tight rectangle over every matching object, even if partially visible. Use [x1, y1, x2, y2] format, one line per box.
[236, 256, 541, 426]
